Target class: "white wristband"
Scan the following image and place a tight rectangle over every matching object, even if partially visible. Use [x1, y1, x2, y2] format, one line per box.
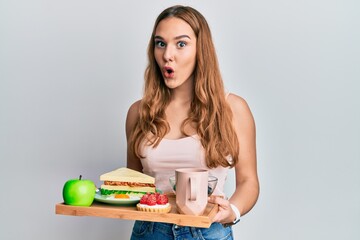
[230, 203, 241, 224]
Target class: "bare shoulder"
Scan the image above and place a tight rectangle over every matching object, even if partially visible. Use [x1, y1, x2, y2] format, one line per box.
[226, 93, 255, 131]
[226, 94, 253, 117]
[127, 100, 141, 118]
[125, 100, 141, 139]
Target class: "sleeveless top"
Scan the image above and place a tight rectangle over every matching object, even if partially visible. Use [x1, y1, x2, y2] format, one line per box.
[140, 92, 232, 196]
[140, 135, 230, 196]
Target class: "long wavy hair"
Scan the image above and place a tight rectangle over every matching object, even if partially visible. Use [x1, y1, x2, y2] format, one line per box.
[129, 5, 239, 168]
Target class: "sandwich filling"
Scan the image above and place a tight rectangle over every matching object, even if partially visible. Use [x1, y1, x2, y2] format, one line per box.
[100, 167, 156, 196]
[104, 181, 155, 188]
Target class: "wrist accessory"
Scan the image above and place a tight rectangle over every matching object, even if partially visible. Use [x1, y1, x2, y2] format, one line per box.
[230, 203, 241, 224]
[222, 203, 241, 227]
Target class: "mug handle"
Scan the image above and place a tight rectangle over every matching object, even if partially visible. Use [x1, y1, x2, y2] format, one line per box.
[189, 176, 196, 201]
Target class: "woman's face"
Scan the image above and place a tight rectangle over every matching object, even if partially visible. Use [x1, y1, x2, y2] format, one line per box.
[154, 17, 197, 90]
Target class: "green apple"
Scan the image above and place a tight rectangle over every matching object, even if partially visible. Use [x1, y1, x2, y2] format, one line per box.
[62, 175, 96, 206]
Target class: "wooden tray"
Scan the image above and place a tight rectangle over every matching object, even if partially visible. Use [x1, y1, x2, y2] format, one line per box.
[55, 194, 218, 228]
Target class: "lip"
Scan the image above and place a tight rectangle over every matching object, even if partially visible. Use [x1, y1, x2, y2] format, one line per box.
[163, 66, 175, 78]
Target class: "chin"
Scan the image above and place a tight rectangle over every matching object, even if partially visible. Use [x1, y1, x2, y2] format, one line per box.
[164, 79, 178, 89]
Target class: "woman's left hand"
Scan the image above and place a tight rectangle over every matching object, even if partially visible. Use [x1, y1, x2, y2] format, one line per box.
[207, 196, 236, 224]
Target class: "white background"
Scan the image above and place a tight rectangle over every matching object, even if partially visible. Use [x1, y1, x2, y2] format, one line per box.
[1, 0, 359, 239]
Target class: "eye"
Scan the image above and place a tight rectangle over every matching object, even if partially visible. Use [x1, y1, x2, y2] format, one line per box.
[177, 41, 186, 48]
[155, 40, 166, 48]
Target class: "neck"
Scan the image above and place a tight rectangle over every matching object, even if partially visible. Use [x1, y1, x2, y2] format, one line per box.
[170, 77, 194, 104]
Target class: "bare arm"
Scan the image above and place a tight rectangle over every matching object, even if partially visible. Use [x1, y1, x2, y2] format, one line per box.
[229, 94, 259, 216]
[209, 94, 259, 223]
[126, 100, 143, 172]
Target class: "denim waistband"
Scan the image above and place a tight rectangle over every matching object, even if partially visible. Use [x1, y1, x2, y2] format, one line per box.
[130, 220, 233, 240]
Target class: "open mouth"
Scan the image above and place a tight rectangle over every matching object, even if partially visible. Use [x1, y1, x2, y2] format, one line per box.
[164, 67, 174, 78]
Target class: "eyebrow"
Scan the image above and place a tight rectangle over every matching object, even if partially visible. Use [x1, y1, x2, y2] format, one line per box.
[154, 35, 191, 40]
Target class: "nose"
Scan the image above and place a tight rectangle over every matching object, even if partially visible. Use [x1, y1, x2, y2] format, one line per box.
[163, 46, 174, 62]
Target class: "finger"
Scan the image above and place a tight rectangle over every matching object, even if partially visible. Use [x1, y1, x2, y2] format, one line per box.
[211, 212, 221, 223]
[212, 209, 230, 224]
[208, 196, 229, 207]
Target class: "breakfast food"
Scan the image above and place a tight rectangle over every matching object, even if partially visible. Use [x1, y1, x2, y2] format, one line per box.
[114, 194, 130, 199]
[136, 193, 171, 213]
[100, 167, 156, 197]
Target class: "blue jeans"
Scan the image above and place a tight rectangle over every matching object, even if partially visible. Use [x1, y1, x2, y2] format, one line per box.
[130, 221, 233, 240]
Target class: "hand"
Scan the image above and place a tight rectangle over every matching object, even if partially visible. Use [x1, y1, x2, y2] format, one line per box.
[208, 196, 236, 224]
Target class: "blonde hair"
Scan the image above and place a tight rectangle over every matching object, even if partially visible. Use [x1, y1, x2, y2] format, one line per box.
[129, 5, 239, 168]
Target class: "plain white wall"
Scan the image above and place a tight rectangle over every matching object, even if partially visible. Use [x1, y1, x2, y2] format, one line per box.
[1, 0, 359, 239]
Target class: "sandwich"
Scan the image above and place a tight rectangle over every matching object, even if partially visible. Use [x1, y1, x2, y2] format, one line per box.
[100, 167, 156, 196]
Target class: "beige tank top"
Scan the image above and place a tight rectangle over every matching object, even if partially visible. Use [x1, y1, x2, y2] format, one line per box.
[140, 135, 230, 196]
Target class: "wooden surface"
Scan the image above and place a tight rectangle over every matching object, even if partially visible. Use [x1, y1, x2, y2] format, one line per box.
[55, 194, 218, 228]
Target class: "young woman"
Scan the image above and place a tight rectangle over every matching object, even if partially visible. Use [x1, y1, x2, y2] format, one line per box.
[126, 5, 259, 240]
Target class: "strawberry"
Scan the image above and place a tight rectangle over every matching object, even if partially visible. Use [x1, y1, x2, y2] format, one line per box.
[146, 194, 157, 206]
[156, 194, 168, 205]
[140, 194, 149, 204]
